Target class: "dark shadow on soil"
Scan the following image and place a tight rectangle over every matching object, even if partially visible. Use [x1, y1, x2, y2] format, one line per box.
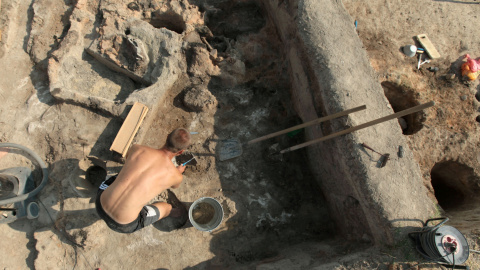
[89, 117, 123, 161]
[187, 72, 333, 268]
[29, 66, 56, 106]
[25, 230, 38, 269]
[183, 0, 336, 267]
[447, 55, 468, 83]
[23, 1, 34, 53]
[190, 88, 333, 267]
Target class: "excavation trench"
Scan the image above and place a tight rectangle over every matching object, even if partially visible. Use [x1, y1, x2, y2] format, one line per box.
[34, 0, 444, 268]
[88, 0, 435, 265]
[144, 0, 334, 264]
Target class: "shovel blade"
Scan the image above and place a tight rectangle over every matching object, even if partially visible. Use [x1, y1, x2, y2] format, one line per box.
[218, 138, 243, 161]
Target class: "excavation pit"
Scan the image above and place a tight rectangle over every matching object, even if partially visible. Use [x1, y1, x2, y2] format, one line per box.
[431, 161, 479, 211]
[148, 11, 186, 34]
[381, 81, 425, 135]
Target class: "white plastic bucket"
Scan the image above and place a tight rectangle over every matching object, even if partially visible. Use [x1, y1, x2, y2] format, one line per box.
[188, 197, 223, 232]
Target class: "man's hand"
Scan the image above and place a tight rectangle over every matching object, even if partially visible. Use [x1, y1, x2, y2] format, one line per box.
[172, 166, 185, 189]
[177, 164, 186, 174]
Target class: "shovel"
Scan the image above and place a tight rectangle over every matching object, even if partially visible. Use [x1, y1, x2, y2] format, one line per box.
[217, 105, 367, 161]
[280, 101, 435, 154]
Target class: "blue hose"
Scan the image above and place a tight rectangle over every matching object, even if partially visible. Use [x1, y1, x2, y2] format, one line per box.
[0, 143, 48, 205]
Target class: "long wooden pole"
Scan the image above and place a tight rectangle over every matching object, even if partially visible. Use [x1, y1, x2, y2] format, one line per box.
[247, 105, 367, 145]
[280, 101, 435, 154]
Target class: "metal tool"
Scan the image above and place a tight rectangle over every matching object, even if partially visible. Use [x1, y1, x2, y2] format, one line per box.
[417, 54, 430, 69]
[398, 145, 404, 158]
[361, 143, 390, 167]
[181, 157, 196, 166]
[218, 105, 367, 161]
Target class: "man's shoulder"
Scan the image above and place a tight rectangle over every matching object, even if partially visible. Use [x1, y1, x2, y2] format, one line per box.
[129, 144, 159, 154]
[126, 144, 165, 161]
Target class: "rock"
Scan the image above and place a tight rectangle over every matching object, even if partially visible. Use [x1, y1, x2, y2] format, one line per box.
[461, 95, 468, 101]
[217, 57, 246, 87]
[446, 73, 456, 80]
[27, 0, 73, 64]
[86, 19, 182, 85]
[187, 46, 220, 77]
[209, 49, 218, 59]
[183, 86, 217, 112]
[127, 2, 139, 11]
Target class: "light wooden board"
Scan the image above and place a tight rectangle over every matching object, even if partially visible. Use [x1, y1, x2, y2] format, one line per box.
[416, 34, 441, 59]
[110, 102, 149, 157]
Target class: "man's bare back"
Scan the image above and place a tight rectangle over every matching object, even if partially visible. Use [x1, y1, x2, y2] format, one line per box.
[100, 144, 185, 224]
[95, 128, 191, 233]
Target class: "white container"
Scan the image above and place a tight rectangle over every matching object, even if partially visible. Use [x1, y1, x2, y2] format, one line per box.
[403, 45, 417, 57]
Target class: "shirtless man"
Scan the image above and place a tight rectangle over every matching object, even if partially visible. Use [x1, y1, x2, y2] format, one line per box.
[95, 128, 190, 233]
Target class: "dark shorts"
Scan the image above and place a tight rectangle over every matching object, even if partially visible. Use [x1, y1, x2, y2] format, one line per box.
[95, 175, 160, 233]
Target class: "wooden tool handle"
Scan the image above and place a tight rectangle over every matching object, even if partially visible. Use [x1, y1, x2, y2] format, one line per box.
[280, 101, 435, 154]
[248, 105, 367, 145]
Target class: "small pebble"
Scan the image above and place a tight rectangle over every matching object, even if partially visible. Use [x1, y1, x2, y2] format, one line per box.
[460, 95, 467, 101]
[446, 73, 456, 80]
[398, 145, 404, 158]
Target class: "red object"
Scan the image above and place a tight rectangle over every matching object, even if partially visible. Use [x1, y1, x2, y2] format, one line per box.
[464, 54, 480, 72]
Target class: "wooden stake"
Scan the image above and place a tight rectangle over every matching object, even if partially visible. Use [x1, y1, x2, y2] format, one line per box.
[280, 101, 435, 154]
[247, 105, 367, 145]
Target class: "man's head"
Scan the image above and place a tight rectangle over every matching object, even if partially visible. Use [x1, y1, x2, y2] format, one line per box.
[164, 128, 191, 154]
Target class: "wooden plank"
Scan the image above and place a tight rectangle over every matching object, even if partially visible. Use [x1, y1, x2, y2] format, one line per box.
[122, 106, 148, 156]
[110, 102, 149, 157]
[416, 34, 441, 59]
[247, 105, 367, 145]
[280, 101, 435, 154]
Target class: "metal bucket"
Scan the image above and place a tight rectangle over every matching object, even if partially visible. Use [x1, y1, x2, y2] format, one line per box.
[188, 197, 223, 232]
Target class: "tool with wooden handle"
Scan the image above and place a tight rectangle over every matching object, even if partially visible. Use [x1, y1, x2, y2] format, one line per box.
[280, 101, 435, 154]
[361, 143, 390, 168]
[218, 105, 367, 161]
[248, 105, 367, 145]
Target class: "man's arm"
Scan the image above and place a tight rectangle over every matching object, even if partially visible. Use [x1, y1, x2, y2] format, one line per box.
[171, 165, 185, 189]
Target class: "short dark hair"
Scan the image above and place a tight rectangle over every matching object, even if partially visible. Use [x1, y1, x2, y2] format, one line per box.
[165, 128, 191, 153]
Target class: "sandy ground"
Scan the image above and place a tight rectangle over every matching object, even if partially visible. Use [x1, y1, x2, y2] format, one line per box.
[0, 0, 479, 269]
